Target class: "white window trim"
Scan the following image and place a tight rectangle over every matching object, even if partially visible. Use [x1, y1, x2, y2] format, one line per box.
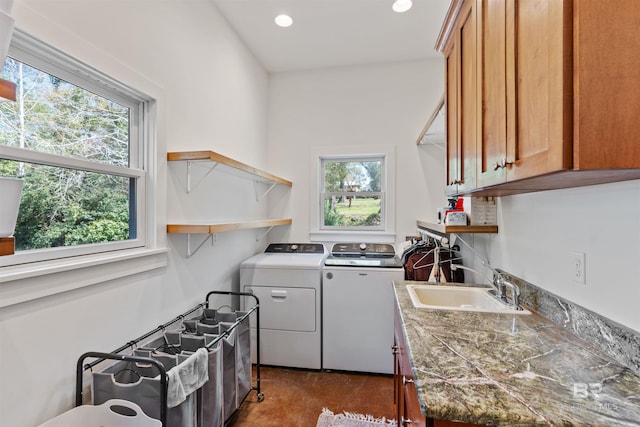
[310, 145, 396, 243]
[0, 248, 168, 308]
[0, 30, 166, 305]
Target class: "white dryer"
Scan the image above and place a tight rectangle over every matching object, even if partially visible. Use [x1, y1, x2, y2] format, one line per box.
[240, 243, 327, 370]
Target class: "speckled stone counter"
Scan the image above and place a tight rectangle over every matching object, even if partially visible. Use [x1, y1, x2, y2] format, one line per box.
[394, 281, 640, 426]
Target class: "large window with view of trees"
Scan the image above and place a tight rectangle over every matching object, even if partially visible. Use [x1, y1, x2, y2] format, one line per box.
[321, 156, 384, 230]
[0, 32, 148, 266]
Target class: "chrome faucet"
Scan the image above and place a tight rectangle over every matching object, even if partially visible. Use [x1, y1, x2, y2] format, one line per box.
[494, 275, 522, 310]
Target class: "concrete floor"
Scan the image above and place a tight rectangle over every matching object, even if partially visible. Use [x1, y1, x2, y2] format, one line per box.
[227, 366, 395, 426]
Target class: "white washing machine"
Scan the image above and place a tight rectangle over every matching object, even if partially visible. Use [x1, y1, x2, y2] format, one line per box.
[323, 243, 404, 375]
[240, 243, 327, 370]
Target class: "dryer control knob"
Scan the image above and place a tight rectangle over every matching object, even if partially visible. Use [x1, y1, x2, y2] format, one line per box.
[359, 243, 367, 251]
[325, 272, 333, 280]
[290, 244, 298, 251]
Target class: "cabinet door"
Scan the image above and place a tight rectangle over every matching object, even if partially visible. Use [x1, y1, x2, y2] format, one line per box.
[573, 0, 640, 170]
[505, 0, 572, 181]
[402, 379, 427, 427]
[445, 45, 459, 196]
[444, 0, 477, 195]
[457, 0, 478, 193]
[476, 0, 508, 188]
[395, 303, 427, 427]
[394, 335, 401, 422]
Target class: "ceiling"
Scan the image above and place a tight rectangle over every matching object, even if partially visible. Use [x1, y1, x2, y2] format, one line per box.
[210, 0, 451, 72]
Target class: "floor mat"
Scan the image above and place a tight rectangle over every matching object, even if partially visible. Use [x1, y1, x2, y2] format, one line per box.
[316, 408, 397, 427]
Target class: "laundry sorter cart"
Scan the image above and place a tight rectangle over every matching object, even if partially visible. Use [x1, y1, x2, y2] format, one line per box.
[40, 291, 262, 427]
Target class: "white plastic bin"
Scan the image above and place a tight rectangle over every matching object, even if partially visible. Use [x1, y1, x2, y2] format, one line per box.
[38, 399, 161, 427]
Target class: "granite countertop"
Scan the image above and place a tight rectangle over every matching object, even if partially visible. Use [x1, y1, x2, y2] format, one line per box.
[394, 280, 640, 426]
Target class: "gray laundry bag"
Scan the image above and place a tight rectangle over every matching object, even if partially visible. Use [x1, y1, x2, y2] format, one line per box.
[155, 320, 226, 427]
[174, 337, 225, 427]
[218, 311, 251, 408]
[185, 307, 252, 423]
[92, 351, 197, 427]
[201, 336, 224, 427]
[209, 327, 237, 421]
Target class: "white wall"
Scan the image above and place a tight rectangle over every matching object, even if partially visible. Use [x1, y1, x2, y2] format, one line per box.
[475, 180, 640, 332]
[1, 1, 270, 426]
[266, 59, 447, 244]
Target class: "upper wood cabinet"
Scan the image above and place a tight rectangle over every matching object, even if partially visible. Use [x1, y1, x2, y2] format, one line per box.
[443, 0, 478, 195]
[437, 0, 640, 196]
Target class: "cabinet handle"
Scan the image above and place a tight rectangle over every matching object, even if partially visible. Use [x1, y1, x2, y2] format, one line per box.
[401, 416, 413, 425]
[402, 376, 414, 385]
[494, 158, 513, 170]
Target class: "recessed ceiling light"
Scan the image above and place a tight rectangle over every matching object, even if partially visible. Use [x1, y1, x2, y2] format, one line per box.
[274, 14, 293, 28]
[392, 0, 412, 13]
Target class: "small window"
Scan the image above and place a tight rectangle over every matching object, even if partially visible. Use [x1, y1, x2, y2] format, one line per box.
[320, 156, 384, 230]
[0, 31, 150, 266]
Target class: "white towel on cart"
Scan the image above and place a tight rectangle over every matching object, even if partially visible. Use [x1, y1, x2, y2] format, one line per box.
[167, 347, 209, 408]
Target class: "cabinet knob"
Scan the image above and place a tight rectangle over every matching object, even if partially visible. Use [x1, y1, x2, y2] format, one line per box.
[392, 345, 399, 355]
[402, 376, 414, 385]
[401, 416, 413, 425]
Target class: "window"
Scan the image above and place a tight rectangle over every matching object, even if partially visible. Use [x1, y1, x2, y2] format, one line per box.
[311, 145, 396, 242]
[0, 31, 151, 266]
[321, 156, 384, 230]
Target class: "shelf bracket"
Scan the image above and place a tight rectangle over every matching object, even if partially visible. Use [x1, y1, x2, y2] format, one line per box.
[255, 226, 274, 242]
[254, 180, 277, 202]
[186, 161, 219, 194]
[186, 233, 217, 258]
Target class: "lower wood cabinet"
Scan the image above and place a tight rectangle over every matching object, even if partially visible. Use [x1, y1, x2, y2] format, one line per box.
[394, 301, 426, 427]
[393, 302, 481, 427]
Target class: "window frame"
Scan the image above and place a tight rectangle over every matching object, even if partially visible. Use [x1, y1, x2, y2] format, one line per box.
[310, 145, 396, 243]
[320, 155, 385, 231]
[0, 30, 151, 267]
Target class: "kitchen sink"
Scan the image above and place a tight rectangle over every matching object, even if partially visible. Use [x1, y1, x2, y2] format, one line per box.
[406, 284, 531, 314]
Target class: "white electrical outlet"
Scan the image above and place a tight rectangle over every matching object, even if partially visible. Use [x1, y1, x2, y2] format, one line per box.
[571, 252, 586, 284]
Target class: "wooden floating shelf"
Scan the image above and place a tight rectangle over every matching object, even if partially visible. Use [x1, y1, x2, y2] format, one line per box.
[167, 150, 292, 187]
[167, 218, 292, 235]
[417, 220, 498, 235]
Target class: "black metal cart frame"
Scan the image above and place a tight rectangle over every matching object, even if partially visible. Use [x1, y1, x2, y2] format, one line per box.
[75, 290, 262, 427]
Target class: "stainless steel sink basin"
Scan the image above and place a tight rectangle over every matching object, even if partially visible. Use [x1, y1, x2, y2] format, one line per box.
[406, 284, 531, 314]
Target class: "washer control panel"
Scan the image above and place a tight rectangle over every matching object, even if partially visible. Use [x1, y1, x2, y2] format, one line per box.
[330, 243, 396, 258]
[265, 243, 326, 254]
